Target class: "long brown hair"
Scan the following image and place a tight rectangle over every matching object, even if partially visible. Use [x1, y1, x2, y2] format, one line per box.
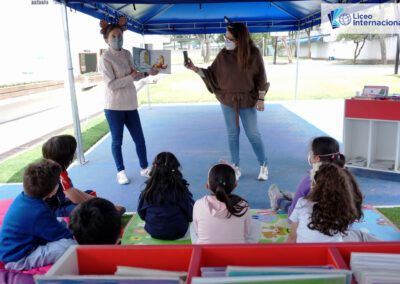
[227, 23, 258, 71]
[307, 163, 361, 236]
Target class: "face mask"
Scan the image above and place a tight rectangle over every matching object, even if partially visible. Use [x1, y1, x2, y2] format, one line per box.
[109, 36, 123, 50]
[308, 153, 312, 166]
[225, 38, 236, 50]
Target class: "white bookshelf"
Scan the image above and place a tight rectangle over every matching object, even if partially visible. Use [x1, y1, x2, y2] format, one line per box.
[343, 99, 400, 174]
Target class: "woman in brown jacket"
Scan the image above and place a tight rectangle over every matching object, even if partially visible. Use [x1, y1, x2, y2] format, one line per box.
[185, 21, 269, 181]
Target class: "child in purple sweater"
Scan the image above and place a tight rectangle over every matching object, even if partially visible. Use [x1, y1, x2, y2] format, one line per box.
[269, 136, 345, 218]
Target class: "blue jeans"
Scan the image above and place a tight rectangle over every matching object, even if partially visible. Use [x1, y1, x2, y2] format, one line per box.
[277, 197, 292, 213]
[5, 239, 76, 270]
[220, 104, 267, 166]
[104, 109, 148, 172]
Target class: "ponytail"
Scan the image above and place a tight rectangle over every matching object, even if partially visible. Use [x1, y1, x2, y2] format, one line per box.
[209, 165, 248, 218]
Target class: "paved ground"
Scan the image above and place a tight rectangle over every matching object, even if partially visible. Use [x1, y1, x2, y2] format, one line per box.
[1, 102, 399, 210]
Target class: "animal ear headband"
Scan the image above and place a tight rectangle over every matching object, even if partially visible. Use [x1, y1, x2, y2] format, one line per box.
[100, 15, 127, 35]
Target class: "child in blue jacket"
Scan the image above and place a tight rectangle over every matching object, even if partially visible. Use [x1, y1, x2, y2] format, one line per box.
[0, 160, 75, 271]
[137, 152, 194, 240]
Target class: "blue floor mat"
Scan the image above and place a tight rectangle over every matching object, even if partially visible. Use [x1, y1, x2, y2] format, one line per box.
[1, 104, 400, 211]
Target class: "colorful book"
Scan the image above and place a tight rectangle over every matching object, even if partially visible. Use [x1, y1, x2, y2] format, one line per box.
[225, 266, 352, 284]
[34, 275, 183, 284]
[191, 274, 347, 284]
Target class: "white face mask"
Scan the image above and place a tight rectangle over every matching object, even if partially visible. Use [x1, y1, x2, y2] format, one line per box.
[225, 38, 236, 50]
[308, 153, 312, 166]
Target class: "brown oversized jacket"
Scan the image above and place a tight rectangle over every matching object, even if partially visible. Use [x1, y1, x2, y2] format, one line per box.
[200, 47, 270, 125]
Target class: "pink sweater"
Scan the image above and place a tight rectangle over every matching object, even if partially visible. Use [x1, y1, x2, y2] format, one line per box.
[193, 195, 250, 244]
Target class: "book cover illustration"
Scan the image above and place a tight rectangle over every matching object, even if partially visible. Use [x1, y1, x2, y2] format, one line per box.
[133, 48, 171, 74]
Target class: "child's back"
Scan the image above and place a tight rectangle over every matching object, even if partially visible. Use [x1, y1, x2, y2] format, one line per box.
[193, 195, 250, 244]
[289, 197, 343, 243]
[191, 164, 260, 244]
[137, 152, 194, 240]
[138, 189, 193, 240]
[287, 163, 362, 243]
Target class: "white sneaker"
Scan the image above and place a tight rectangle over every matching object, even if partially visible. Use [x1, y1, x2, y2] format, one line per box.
[219, 160, 241, 180]
[233, 165, 241, 181]
[268, 184, 283, 210]
[140, 167, 152, 177]
[258, 164, 269, 181]
[117, 170, 130, 184]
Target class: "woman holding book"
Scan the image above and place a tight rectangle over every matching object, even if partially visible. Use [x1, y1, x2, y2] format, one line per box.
[98, 17, 158, 184]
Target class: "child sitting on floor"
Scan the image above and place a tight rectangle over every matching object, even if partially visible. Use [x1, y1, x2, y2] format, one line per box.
[69, 198, 122, 244]
[268, 136, 346, 216]
[137, 152, 194, 240]
[0, 160, 75, 270]
[42, 135, 125, 217]
[287, 162, 364, 243]
[191, 163, 261, 244]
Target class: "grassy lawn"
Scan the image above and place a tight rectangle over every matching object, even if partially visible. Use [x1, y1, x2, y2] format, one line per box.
[0, 115, 109, 183]
[377, 207, 400, 229]
[138, 67, 400, 103]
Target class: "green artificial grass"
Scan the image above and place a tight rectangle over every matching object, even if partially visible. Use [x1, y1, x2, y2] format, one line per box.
[121, 214, 134, 228]
[0, 115, 109, 183]
[377, 207, 400, 229]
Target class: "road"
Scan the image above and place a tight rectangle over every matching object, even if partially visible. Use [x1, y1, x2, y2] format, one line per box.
[0, 83, 105, 160]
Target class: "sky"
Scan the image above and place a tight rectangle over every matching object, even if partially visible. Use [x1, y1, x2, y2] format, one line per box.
[0, 1, 167, 84]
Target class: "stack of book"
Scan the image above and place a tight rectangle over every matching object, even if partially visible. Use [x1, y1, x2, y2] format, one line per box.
[350, 252, 400, 284]
[35, 266, 187, 283]
[192, 266, 352, 284]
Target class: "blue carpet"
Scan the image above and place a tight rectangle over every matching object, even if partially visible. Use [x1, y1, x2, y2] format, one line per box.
[0, 184, 21, 199]
[1, 104, 399, 211]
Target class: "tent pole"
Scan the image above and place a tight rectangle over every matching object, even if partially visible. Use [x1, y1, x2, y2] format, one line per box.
[143, 35, 152, 109]
[294, 24, 301, 103]
[60, 2, 85, 165]
[395, 34, 399, 75]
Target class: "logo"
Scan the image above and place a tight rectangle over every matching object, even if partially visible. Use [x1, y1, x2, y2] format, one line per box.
[339, 13, 352, 26]
[31, 0, 48, 4]
[328, 8, 348, 29]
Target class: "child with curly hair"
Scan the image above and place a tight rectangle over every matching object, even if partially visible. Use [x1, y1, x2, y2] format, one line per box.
[287, 162, 365, 243]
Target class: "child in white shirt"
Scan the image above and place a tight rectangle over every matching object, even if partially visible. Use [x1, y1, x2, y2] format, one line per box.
[287, 162, 363, 243]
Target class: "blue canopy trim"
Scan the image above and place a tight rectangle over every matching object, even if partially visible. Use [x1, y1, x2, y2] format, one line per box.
[57, 0, 388, 35]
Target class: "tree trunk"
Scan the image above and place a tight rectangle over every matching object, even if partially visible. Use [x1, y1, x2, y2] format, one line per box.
[379, 35, 387, 64]
[205, 34, 210, 63]
[306, 28, 311, 59]
[289, 31, 293, 56]
[281, 36, 293, 64]
[353, 41, 359, 64]
[353, 37, 367, 64]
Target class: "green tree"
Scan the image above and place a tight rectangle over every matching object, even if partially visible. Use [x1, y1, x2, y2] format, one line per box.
[251, 33, 271, 56]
